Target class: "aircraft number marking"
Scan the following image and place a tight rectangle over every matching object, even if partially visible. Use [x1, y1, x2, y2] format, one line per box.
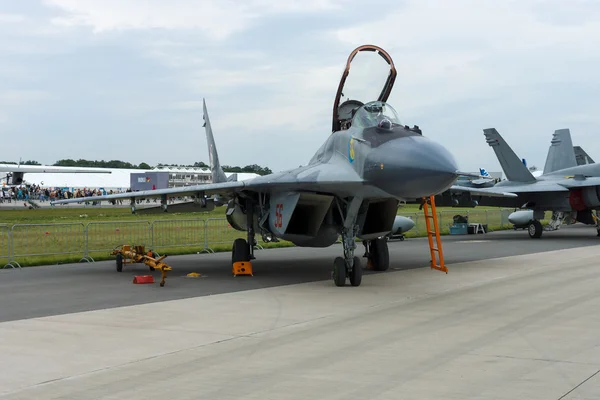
[274, 203, 283, 228]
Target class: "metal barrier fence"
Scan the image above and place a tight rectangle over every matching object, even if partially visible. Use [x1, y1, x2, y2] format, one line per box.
[11, 223, 86, 265]
[0, 224, 20, 269]
[0, 209, 514, 267]
[85, 221, 151, 260]
[152, 219, 208, 253]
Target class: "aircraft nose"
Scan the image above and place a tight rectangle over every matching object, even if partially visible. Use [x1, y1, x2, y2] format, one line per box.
[364, 136, 459, 199]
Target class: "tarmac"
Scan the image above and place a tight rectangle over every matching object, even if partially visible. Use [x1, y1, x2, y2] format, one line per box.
[1, 225, 599, 399]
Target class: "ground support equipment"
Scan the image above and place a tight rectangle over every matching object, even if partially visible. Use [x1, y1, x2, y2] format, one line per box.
[111, 245, 173, 287]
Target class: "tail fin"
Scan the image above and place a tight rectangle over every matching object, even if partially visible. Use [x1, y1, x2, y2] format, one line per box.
[483, 128, 536, 182]
[202, 99, 228, 184]
[479, 168, 490, 177]
[542, 129, 576, 174]
[574, 146, 595, 165]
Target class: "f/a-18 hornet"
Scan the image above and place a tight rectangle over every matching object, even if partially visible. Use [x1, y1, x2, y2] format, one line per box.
[51, 45, 515, 287]
[461, 127, 600, 238]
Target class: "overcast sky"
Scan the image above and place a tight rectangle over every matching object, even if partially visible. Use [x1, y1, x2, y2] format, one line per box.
[1, 0, 599, 173]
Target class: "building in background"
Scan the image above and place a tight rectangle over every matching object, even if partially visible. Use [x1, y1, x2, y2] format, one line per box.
[130, 171, 170, 191]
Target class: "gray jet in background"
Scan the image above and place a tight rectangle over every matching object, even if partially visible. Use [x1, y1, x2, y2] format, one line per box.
[451, 128, 600, 238]
[51, 44, 515, 287]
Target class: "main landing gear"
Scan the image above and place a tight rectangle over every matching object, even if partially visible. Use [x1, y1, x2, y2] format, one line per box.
[527, 220, 543, 238]
[333, 227, 363, 287]
[332, 196, 373, 287]
[363, 238, 390, 272]
[231, 197, 256, 277]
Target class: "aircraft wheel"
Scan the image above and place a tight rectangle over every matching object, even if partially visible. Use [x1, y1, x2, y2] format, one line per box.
[528, 220, 543, 238]
[349, 256, 362, 287]
[116, 253, 123, 272]
[333, 257, 347, 287]
[369, 238, 390, 271]
[232, 238, 250, 263]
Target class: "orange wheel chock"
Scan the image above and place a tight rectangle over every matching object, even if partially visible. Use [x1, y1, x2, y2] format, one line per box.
[233, 261, 253, 277]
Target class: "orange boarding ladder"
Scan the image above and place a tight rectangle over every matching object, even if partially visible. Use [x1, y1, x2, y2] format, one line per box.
[422, 195, 448, 273]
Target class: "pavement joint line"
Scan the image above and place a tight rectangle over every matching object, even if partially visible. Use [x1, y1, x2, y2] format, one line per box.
[466, 353, 600, 367]
[557, 368, 600, 400]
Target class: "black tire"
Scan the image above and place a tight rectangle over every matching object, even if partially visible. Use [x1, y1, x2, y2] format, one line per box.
[116, 253, 123, 272]
[232, 238, 250, 263]
[370, 238, 390, 271]
[528, 220, 543, 238]
[349, 256, 362, 287]
[333, 257, 346, 287]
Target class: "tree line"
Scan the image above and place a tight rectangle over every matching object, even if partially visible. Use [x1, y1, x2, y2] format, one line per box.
[1, 159, 273, 176]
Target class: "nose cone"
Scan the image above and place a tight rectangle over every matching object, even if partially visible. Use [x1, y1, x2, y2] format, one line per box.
[365, 136, 459, 198]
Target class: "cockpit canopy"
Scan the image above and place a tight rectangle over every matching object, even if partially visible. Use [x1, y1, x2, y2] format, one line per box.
[351, 101, 402, 130]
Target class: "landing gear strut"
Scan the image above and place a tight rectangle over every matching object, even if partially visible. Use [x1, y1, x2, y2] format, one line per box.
[332, 197, 364, 287]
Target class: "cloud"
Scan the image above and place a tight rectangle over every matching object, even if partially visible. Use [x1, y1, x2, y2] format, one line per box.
[44, 0, 349, 40]
[0, 13, 26, 24]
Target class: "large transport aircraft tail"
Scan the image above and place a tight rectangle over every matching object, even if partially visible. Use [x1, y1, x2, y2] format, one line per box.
[202, 98, 229, 184]
[483, 128, 536, 182]
[542, 129, 577, 174]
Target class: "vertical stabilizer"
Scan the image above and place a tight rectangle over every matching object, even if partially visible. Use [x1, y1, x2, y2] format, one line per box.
[542, 129, 576, 174]
[483, 128, 536, 182]
[574, 146, 595, 165]
[203, 99, 228, 184]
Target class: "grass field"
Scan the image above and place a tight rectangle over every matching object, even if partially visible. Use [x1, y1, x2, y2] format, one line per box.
[0, 203, 517, 267]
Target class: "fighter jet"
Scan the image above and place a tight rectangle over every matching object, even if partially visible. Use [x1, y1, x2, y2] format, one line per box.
[453, 168, 497, 189]
[1, 161, 110, 187]
[50, 44, 515, 287]
[454, 127, 600, 238]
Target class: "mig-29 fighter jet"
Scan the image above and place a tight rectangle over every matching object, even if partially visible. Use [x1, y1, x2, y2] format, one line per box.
[51, 44, 515, 287]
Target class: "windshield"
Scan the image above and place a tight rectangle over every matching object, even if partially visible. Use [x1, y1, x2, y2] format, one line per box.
[351, 101, 402, 130]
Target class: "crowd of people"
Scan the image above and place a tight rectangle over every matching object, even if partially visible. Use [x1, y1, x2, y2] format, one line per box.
[0, 184, 129, 205]
[1, 184, 188, 207]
